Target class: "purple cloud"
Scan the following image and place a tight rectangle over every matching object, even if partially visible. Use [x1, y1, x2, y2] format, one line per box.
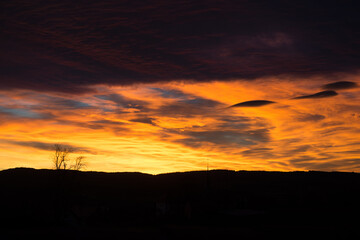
[1, 0, 360, 93]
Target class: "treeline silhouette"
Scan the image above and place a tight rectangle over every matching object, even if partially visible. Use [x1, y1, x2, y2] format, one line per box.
[1, 168, 360, 239]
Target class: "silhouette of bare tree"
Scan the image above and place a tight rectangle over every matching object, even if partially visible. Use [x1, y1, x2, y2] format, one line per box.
[52, 144, 86, 170]
[73, 156, 86, 171]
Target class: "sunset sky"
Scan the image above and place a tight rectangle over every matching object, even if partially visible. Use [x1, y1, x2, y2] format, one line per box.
[1, 0, 360, 173]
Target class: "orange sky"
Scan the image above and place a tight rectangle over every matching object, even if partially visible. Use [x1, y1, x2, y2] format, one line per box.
[1, 75, 360, 174]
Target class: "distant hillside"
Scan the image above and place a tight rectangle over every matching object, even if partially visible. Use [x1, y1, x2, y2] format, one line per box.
[1, 168, 360, 239]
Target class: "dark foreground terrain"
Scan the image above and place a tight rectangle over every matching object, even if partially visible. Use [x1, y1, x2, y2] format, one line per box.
[1, 168, 360, 239]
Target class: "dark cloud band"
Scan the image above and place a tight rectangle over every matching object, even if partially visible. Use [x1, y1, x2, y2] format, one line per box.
[292, 90, 338, 99]
[0, 139, 93, 153]
[322, 81, 358, 90]
[1, 0, 360, 93]
[230, 100, 275, 107]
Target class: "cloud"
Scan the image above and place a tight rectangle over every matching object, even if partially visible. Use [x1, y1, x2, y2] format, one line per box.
[322, 81, 358, 90]
[175, 129, 270, 148]
[297, 113, 326, 122]
[290, 157, 360, 171]
[155, 95, 223, 117]
[217, 116, 270, 130]
[85, 120, 127, 130]
[0, 106, 45, 119]
[230, 100, 275, 107]
[150, 88, 189, 99]
[151, 87, 222, 107]
[28, 94, 93, 110]
[0, 139, 94, 153]
[241, 147, 274, 158]
[217, 116, 253, 129]
[292, 90, 338, 99]
[312, 159, 360, 171]
[49, 98, 92, 109]
[95, 94, 148, 110]
[155, 103, 212, 117]
[130, 117, 156, 125]
[2, 0, 360, 93]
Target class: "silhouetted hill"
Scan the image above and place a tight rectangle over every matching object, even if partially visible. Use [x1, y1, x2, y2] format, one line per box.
[1, 168, 360, 239]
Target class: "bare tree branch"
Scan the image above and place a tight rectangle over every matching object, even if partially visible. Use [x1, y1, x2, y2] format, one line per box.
[72, 156, 87, 170]
[52, 144, 85, 170]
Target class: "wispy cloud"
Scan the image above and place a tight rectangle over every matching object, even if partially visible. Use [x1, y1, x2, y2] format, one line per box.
[0, 139, 96, 154]
[0, 106, 45, 119]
